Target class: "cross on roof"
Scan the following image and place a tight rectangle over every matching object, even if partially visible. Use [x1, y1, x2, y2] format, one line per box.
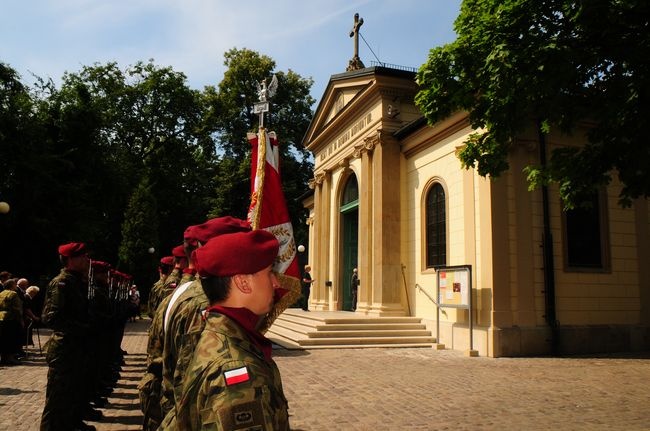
[346, 13, 366, 71]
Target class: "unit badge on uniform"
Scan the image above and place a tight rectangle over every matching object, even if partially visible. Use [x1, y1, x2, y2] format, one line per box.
[218, 399, 264, 431]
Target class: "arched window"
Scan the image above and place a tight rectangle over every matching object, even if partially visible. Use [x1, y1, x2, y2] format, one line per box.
[425, 183, 446, 268]
[341, 175, 359, 207]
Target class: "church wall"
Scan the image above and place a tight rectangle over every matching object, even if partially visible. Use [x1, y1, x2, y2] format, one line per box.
[401, 120, 650, 356]
[492, 128, 650, 355]
[402, 124, 493, 355]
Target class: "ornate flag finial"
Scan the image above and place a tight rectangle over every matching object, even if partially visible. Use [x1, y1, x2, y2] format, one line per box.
[253, 74, 278, 129]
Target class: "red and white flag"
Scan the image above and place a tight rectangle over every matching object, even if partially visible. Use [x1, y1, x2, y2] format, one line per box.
[224, 366, 250, 386]
[248, 128, 301, 330]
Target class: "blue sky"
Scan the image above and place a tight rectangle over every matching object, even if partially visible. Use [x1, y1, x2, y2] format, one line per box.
[1, 0, 461, 105]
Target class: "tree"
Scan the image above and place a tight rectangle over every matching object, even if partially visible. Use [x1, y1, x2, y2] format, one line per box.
[205, 48, 315, 239]
[415, 0, 650, 208]
[119, 175, 159, 288]
[0, 63, 62, 278]
[0, 60, 218, 280]
[59, 61, 218, 263]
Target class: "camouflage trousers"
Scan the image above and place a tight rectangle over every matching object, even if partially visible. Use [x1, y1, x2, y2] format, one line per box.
[40, 348, 86, 430]
[138, 371, 163, 431]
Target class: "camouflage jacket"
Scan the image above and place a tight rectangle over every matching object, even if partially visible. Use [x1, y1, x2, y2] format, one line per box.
[171, 312, 290, 431]
[41, 269, 91, 359]
[42, 269, 90, 338]
[157, 268, 182, 307]
[160, 279, 208, 414]
[146, 292, 173, 370]
[0, 290, 22, 321]
[147, 277, 166, 318]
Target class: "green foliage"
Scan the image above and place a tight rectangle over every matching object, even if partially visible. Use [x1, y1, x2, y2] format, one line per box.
[0, 51, 314, 284]
[205, 48, 315, 239]
[119, 175, 159, 284]
[416, 0, 650, 207]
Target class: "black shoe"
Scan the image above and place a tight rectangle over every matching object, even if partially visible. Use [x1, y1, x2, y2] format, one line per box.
[84, 407, 103, 421]
[1, 357, 21, 366]
[75, 422, 97, 431]
[92, 397, 108, 408]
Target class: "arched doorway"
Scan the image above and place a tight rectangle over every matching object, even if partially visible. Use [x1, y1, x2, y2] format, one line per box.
[340, 174, 359, 311]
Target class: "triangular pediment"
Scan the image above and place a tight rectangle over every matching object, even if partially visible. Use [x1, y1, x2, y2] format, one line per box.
[302, 69, 376, 149]
[302, 67, 419, 155]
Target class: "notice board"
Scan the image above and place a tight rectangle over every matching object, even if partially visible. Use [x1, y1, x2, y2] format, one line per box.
[436, 265, 471, 308]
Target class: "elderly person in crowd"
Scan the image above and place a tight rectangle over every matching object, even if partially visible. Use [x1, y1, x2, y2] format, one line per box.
[24, 286, 40, 346]
[0, 278, 24, 365]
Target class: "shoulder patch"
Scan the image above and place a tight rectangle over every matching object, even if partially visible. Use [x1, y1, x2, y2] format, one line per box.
[217, 399, 264, 430]
[224, 366, 250, 386]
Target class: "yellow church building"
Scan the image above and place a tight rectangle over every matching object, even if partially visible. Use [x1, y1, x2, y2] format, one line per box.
[299, 63, 650, 358]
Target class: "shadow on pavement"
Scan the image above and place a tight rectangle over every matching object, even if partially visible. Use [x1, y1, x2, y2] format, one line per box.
[0, 387, 40, 395]
[272, 348, 311, 357]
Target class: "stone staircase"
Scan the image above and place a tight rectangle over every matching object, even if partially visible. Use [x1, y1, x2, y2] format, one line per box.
[267, 309, 436, 349]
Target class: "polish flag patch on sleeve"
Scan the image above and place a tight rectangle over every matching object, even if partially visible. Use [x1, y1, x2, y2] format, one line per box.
[224, 366, 250, 386]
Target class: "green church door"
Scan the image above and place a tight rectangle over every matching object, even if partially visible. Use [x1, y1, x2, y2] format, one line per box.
[340, 175, 359, 311]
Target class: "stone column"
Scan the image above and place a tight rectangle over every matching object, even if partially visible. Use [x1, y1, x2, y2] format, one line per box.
[368, 132, 405, 316]
[355, 142, 373, 313]
[311, 171, 330, 310]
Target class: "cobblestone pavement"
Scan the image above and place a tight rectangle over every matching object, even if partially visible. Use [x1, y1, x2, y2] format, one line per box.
[2, 319, 650, 430]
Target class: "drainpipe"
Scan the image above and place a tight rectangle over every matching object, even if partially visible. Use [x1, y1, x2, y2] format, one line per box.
[538, 120, 559, 354]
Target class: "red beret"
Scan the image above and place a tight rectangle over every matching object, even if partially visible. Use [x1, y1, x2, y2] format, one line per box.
[183, 225, 197, 243]
[92, 260, 111, 271]
[160, 256, 174, 266]
[194, 230, 279, 277]
[185, 217, 251, 246]
[58, 242, 88, 257]
[172, 245, 186, 258]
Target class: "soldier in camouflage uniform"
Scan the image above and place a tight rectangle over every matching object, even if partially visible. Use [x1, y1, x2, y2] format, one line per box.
[158, 217, 252, 426]
[138, 292, 168, 430]
[87, 260, 113, 408]
[167, 229, 289, 430]
[147, 256, 174, 318]
[155, 245, 187, 308]
[138, 245, 187, 430]
[40, 242, 96, 431]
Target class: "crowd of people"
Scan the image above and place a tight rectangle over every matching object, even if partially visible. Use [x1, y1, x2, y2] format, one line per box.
[12, 214, 296, 431]
[0, 272, 41, 365]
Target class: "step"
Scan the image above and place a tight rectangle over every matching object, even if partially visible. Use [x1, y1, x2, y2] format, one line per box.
[314, 323, 427, 331]
[272, 319, 426, 335]
[306, 329, 433, 338]
[267, 310, 436, 350]
[281, 310, 424, 324]
[299, 335, 436, 346]
[269, 338, 435, 350]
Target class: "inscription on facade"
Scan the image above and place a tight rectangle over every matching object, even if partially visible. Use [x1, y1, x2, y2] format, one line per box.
[319, 112, 372, 162]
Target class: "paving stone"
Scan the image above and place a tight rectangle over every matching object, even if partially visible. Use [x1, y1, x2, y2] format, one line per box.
[1, 319, 649, 430]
